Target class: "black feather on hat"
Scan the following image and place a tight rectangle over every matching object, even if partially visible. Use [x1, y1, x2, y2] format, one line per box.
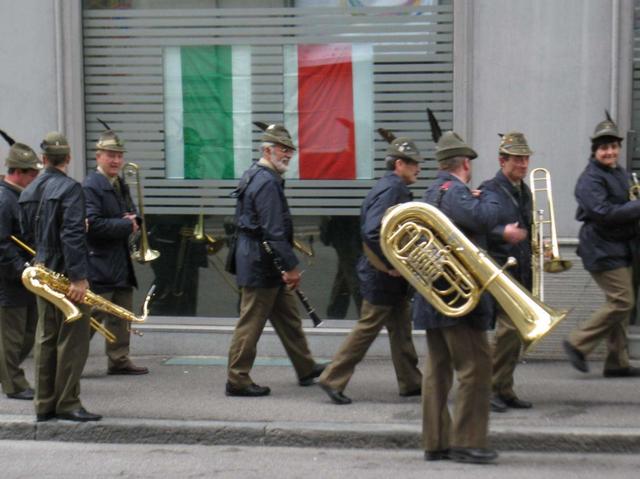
[0, 129, 16, 146]
[377, 128, 396, 144]
[426, 108, 442, 143]
[253, 121, 269, 132]
[97, 118, 111, 131]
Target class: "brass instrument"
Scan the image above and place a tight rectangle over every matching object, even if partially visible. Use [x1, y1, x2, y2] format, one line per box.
[193, 213, 224, 255]
[21, 264, 151, 324]
[630, 172, 640, 201]
[529, 168, 572, 300]
[122, 162, 160, 263]
[380, 202, 568, 352]
[293, 237, 314, 257]
[10, 235, 115, 343]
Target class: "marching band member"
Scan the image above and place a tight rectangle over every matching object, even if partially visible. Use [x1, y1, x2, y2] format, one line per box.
[563, 113, 640, 378]
[19, 132, 101, 422]
[225, 123, 324, 397]
[413, 131, 500, 464]
[82, 125, 148, 376]
[318, 132, 422, 405]
[0, 134, 41, 400]
[479, 132, 534, 412]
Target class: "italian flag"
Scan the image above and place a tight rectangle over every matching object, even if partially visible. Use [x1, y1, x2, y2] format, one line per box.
[284, 43, 374, 180]
[163, 45, 252, 180]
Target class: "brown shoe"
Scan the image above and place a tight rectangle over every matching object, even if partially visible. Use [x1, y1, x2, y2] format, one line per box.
[108, 364, 149, 375]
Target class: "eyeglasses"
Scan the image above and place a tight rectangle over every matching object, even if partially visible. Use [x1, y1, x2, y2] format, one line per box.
[276, 145, 292, 154]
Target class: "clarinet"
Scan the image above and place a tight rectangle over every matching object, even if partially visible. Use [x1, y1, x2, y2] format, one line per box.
[262, 241, 323, 328]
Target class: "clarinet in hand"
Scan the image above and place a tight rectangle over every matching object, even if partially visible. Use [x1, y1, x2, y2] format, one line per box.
[262, 241, 323, 328]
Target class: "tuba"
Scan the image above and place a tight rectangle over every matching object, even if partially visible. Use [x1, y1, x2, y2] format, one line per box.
[123, 162, 160, 263]
[22, 264, 153, 324]
[529, 168, 572, 300]
[380, 202, 568, 352]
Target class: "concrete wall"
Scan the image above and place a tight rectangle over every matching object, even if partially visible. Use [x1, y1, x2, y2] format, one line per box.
[459, 0, 634, 238]
[0, 0, 85, 180]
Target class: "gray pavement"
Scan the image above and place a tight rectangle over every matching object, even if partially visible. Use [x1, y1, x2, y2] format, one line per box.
[1, 353, 640, 453]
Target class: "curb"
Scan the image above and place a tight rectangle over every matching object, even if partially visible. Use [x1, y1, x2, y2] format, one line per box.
[2, 416, 640, 453]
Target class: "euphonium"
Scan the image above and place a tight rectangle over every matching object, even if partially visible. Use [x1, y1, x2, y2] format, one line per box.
[22, 264, 151, 324]
[380, 202, 568, 352]
[123, 162, 160, 263]
[529, 168, 572, 300]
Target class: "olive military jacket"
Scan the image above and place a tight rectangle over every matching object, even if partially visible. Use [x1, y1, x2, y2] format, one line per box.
[412, 171, 500, 331]
[18, 167, 89, 282]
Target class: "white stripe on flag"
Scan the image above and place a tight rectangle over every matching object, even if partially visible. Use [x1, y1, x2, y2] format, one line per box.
[352, 44, 374, 179]
[232, 45, 253, 178]
[164, 47, 184, 179]
[283, 44, 300, 179]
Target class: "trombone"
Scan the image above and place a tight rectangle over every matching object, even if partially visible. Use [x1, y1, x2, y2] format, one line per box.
[529, 168, 572, 301]
[10, 235, 116, 344]
[122, 162, 160, 264]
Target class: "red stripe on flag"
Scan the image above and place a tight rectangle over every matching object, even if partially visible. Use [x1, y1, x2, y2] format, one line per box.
[297, 44, 356, 180]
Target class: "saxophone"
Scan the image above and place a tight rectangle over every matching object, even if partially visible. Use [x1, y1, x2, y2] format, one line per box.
[21, 264, 152, 324]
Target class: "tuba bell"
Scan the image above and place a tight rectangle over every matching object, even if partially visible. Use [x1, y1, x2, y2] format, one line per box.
[380, 202, 568, 352]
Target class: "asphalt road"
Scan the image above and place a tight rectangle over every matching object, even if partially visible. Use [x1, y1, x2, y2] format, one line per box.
[1, 440, 638, 479]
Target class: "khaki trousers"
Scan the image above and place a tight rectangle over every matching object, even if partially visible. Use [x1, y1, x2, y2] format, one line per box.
[91, 288, 134, 369]
[227, 286, 316, 388]
[422, 324, 492, 452]
[320, 299, 421, 394]
[491, 308, 522, 399]
[569, 267, 633, 370]
[0, 302, 37, 394]
[34, 297, 91, 415]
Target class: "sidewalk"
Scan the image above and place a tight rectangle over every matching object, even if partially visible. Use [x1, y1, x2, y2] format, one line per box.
[1, 354, 639, 453]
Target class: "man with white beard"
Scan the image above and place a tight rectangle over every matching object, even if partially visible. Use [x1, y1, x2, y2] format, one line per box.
[224, 122, 325, 397]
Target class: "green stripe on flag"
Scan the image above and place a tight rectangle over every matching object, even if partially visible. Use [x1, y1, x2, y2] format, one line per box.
[181, 46, 235, 179]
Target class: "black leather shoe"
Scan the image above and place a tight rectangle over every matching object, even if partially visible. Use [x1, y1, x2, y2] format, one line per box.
[36, 412, 56, 422]
[563, 340, 588, 373]
[320, 383, 352, 405]
[450, 447, 498, 464]
[490, 396, 508, 413]
[108, 364, 149, 375]
[399, 387, 421, 397]
[225, 382, 271, 397]
[603, 366, 640, 378]
[424, 449, 450, 461]
[298, 363, 327, 387]
[7, 387, 34, 400]
[501, 396, 533, 409]
[56, 407, 102, 422]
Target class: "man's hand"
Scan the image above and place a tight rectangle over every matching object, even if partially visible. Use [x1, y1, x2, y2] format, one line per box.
[503, 222, 527, 244]
[387, 269, 402, 277]
[67, 279, 89, 303]
[124, 213, 140, 234]
[282, 269, 301, 290]
[470, 189, 482, 198]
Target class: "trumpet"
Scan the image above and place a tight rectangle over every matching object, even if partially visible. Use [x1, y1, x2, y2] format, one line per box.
[529, 168, 572, 301]
[10, 235, 115, 343]
[630, 172, 640, 201]
[123, 162, 160, 263]
[380, 202, 568, 352]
